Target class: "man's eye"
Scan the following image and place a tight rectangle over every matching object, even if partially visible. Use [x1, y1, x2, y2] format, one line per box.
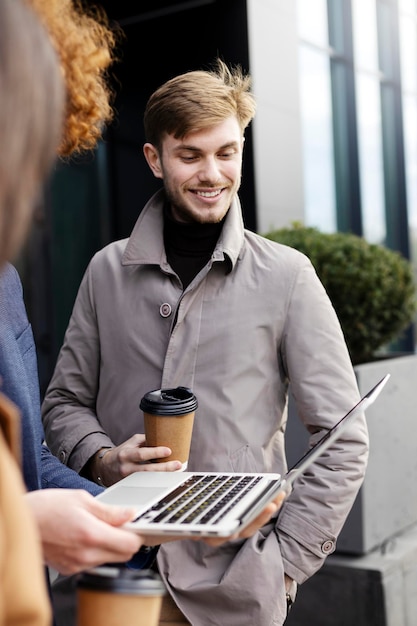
[181, 155, 197, 162]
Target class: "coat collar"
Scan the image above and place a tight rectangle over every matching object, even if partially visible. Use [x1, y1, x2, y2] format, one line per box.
[121, 188, 245, 269]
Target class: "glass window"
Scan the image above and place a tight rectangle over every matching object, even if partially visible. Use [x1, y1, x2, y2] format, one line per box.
[355, 74, 386, 243]
[403, 95, 417, 232]
[298, 46, 336, 232]
[351, 0, 386, 244]
[352, 0, 379, 72]
[297, 0, 329, 47]
[399, 9, 417, 294]
[399, 13, 417, 93]
[378, 1, 398, 80]
[399, 0, 417, 16]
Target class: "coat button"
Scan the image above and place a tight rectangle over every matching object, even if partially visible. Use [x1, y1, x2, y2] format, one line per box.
[321, 540, 335, 554]
[59, 450, 66, 462]
[160, 303, 172, 318]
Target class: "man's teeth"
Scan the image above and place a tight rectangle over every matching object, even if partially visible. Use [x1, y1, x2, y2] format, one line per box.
[197, 190, 222, 197]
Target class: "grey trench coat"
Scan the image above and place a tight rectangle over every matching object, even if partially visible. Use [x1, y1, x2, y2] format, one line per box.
[43, 190, 369, 625]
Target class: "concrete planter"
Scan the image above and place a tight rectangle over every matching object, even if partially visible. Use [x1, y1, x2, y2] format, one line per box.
[285, 353, 417, 555]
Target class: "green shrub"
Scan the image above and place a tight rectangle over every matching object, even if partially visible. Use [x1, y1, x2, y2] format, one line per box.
[263, 223, 417, 365]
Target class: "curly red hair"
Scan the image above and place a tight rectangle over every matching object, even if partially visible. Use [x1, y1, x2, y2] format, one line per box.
[27, 0, 118, 156]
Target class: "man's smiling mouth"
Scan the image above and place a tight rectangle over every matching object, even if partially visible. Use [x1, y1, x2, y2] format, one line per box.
[193, 189, 223, 198]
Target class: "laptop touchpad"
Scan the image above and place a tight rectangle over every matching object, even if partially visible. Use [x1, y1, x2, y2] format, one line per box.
[99, 486, 166, 507]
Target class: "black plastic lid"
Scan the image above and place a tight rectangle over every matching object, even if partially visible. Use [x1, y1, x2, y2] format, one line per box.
[77, 567, 166, 596]
[139, 386, 198, 416]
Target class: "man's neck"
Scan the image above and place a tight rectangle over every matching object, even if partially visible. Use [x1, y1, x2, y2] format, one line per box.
[163, 205, 224, 289]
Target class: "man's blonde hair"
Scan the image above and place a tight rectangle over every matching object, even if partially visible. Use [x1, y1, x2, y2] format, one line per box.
[144, 58, 256, 151]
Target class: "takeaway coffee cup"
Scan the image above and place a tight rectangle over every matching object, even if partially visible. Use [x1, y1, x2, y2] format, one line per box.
[76, 567, 166, 626]
[140, 386, 198, 471]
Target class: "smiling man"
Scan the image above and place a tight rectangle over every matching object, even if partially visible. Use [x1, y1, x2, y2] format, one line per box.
[42, 59, 369, 626]
[144, 117, 243, 225]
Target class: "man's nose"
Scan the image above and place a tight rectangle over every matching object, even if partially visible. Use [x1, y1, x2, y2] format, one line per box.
[197, 156, 221, 182]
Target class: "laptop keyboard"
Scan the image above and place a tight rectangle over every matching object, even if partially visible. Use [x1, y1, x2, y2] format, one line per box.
[135, 474, 264, 526]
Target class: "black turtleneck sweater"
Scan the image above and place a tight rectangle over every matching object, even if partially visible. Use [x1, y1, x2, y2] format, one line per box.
[164, 209, 225, 290]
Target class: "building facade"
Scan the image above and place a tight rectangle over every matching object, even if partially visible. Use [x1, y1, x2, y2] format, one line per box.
[18, 0, 417, 391]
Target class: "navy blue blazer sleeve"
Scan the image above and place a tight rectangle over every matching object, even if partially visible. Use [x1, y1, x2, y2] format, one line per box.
[40, 443, 103, 494]
[0, 264, 103, 496]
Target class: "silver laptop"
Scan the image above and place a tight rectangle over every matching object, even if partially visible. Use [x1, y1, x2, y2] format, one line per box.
[97, 374, 390, 538]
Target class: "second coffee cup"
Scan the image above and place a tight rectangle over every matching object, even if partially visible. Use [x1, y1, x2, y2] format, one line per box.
[140, 386, 198, 471]
[76, 567, 166, 626]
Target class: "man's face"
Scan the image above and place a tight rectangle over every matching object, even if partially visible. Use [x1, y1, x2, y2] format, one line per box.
[144, 116, 244, 224]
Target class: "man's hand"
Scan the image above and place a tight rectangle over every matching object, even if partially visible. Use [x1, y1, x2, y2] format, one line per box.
[285, 574, 294, 592]
[89, 434, 183, 486]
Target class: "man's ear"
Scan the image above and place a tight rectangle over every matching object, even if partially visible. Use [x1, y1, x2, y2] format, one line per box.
[143, 143, 163, 179]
